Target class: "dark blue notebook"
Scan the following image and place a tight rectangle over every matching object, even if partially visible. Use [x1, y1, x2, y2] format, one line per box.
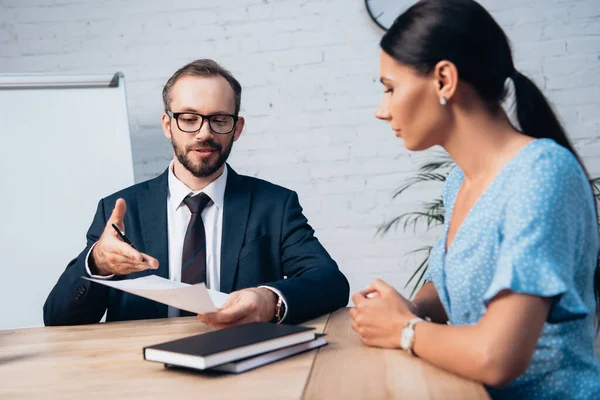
[144, 322, 316, 370]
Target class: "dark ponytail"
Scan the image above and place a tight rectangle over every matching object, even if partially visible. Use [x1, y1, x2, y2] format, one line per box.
[382, 0, 600, 323]
[512, 71, 573, 152]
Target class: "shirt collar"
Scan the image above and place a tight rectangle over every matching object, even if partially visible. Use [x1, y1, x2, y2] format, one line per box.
[167, 161, 228, 211]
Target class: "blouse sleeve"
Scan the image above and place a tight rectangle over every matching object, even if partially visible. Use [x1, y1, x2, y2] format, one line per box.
[482, 149, 595, 323]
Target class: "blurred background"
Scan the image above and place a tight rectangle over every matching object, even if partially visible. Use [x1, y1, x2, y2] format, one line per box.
[1, 0, 599, 300]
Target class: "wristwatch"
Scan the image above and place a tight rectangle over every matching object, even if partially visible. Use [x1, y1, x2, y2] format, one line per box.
[400, 317, 424, 356]
[274, 296, 286, 323]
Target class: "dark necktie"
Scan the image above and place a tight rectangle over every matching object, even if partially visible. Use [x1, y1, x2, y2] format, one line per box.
[179, 192, 212, 316]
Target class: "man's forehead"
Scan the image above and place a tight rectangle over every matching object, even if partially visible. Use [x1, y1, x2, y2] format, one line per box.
[170, 75, 236, 111]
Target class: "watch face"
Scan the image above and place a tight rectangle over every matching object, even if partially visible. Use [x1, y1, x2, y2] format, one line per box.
[401, 328, 413, 350]
[365, 0, 412, 31]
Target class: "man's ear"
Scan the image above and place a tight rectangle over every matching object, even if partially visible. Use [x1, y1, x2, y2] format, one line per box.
[161, 112, 172, 140]
[233, 116, 245, 142]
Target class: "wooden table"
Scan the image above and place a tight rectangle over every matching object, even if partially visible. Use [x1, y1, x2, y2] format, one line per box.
[0, 308, 489, 399]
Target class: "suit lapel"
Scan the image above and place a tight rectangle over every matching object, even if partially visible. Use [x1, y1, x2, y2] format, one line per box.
[137, 169, 169, 316]
[220, 165, 250, 293]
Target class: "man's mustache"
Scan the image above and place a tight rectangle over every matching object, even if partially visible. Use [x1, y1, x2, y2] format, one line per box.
[187, 141, 221, 151]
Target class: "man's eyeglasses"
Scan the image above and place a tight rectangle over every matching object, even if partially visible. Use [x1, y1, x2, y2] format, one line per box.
[167, 110, 238, 135]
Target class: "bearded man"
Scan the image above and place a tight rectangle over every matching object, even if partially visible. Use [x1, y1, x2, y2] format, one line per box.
[44, 59, 349, 327]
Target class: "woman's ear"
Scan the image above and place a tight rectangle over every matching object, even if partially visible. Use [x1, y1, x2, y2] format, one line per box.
[433, 60, 458, 104]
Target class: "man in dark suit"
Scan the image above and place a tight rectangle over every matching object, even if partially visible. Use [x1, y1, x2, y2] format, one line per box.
[44, 59, 349, 327]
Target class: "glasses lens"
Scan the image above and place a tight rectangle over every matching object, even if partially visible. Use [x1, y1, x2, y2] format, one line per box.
[209, 115, 235, 134]
[177, 113, 202, 133]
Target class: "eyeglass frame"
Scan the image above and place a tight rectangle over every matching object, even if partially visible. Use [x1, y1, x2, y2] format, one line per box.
[166, 110, 239, 135]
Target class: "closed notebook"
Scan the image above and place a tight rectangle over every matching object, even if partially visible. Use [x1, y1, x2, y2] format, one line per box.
[208, 333, 327, 373]
[143, 322, 315, 370]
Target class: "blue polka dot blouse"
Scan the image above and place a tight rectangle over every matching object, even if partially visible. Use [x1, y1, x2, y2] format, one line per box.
[427, 138, 600, 399]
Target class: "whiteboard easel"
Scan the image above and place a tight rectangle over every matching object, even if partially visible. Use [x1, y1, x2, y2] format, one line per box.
[0, 72, 135, 329]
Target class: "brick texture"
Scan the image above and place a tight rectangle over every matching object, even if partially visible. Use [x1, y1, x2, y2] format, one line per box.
[1, 0, 599, 309]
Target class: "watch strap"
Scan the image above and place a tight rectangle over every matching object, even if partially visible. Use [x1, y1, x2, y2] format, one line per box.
[402, 317, 424, 356]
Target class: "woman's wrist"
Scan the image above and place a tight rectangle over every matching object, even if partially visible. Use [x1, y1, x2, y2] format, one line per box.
[409, 300, 421, 318]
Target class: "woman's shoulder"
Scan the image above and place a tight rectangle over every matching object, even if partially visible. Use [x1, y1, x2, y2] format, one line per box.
[515, 138, 583, 182]
[511, 139, 590, 193]
[506, 138, 593, 212]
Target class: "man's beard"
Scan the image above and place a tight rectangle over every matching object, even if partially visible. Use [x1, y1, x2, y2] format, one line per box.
[171, 132, 234, 178]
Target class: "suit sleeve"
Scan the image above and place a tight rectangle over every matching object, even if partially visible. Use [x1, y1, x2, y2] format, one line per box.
[262, 191, 350, 324]
[43, 199, 111, 326]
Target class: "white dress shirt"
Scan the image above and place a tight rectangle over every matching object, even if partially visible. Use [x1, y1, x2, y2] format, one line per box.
[167, 161, 226, 293]
[87, 162, 287, 321]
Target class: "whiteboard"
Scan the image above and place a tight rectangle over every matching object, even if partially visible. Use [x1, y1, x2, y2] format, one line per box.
[0, 73, 134, 329]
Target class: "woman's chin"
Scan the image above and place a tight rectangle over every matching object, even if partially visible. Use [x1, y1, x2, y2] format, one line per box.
[402, 138, 418, 151]
[403, 139, 431, 152]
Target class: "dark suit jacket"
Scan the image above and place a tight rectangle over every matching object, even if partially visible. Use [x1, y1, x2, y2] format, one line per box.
[43, 165, 349, 326]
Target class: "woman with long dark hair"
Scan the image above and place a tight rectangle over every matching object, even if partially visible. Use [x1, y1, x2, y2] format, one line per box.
[350, 0, 600, 398]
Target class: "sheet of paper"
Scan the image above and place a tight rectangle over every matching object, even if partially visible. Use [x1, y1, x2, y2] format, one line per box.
[83, 275, 229, 314]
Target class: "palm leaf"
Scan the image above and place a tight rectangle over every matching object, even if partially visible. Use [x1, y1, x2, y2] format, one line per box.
[376, 209, 444, 237]
[391, 172, 448, 199]
[379, 157, 452, 296]
[590, 177, 600, 199]
[404, 246, 432, 299]
[419, 158, 455, 173]
[423, 197, 445, 224]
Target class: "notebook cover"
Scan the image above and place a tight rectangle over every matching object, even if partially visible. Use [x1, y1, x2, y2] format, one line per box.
[144, 322, 315, 358]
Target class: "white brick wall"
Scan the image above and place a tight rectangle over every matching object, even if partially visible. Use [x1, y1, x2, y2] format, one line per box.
[2, 0, 599, 301]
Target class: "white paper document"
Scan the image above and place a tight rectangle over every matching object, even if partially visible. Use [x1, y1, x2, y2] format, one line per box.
[83, 275, 229, 315]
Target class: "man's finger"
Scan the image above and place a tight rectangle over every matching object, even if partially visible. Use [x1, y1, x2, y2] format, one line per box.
[210, 303, 249, 324]
[106, 258, 156, 275]
[111, 262, 144, 275]
[130, 260, 158, 272]
[218, 293, 238, 310]
[139, 253, 159, 269]
[197, 312, 215, 324]
[110, 241, 145, 262]
[202, 313, 255, 330]
[197, 311, 243, 328]
[104, 252, 135, 266]
[108, 198, 127, 230]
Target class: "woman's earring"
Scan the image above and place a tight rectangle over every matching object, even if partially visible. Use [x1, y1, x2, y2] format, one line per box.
[440, 96, 447, 106]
